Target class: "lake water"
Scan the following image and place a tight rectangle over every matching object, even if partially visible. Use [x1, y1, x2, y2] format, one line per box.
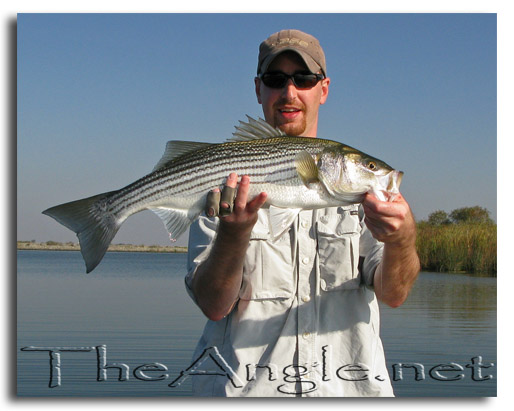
[17, 250, 496, 397]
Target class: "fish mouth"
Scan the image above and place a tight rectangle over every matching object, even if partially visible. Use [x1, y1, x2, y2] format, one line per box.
[374, 170, 403, 202]
[387, 170, 403, 192]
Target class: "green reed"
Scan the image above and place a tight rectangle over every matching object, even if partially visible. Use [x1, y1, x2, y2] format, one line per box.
[416, 223, 497, 275]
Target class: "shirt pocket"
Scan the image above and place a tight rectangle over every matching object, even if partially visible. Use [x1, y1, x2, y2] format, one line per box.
[239, 214, 294, 301]
[316, 212, 361, 291]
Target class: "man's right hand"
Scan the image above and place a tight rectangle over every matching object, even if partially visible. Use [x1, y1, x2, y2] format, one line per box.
[217, 173, 267, 236]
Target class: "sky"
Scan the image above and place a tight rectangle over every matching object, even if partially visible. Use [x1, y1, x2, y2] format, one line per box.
[16, 12, 497, 247]
[5, 2, 510, 406]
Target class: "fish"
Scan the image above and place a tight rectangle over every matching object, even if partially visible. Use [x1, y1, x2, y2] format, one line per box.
[43, 116, 403, 273]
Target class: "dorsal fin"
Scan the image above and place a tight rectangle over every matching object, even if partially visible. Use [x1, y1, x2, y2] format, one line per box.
[228, 116, 286, 142]
[152, 141, 213, 171]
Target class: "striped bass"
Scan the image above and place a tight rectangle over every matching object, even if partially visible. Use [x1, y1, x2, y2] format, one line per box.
[43, 117, 403, 273]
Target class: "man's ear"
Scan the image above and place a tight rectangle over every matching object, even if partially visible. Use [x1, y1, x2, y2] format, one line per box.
[254, 77, 262, 104]
[320, 77, 330, 105]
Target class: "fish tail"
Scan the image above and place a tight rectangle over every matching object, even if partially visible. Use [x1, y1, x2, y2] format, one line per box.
[42, 191, 121, 273]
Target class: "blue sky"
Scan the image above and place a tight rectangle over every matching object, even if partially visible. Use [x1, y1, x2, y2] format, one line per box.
[17, 13, 497, 246]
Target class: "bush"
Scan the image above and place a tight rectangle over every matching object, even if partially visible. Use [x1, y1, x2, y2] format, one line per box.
[416, 222, 496, 275]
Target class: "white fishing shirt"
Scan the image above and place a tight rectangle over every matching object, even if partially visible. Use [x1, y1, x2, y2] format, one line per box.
[184, 205, 394, 397]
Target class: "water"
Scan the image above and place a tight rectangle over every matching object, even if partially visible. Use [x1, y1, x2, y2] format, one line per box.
[17, 250, 496, 397]
[379, 272, 496, 396]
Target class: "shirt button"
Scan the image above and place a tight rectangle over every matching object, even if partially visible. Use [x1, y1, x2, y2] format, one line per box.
[301, 220, 309, 228]
[302, 332, 310, 339]
[302, 257, 310, 265]
[302, 295, 311, 303]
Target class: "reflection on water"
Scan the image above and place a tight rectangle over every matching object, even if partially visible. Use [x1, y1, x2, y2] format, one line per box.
[17, 251, 496, 397]
[379, 272, 496, 396]
[17, 251, 205, 397]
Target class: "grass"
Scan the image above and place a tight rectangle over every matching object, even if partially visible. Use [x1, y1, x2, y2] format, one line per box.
[19, 221, 498, 276]
[416, 223, 497, 275]
[16, 241, 187, 253]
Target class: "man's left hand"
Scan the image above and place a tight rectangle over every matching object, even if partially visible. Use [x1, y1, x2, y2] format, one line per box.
[361, 192, 416, 248]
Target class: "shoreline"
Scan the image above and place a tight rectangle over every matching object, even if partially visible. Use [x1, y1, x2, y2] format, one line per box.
[17, 241, 187, 253]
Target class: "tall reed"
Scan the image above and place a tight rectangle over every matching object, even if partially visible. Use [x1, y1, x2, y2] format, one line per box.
[416, 223, 497, 275]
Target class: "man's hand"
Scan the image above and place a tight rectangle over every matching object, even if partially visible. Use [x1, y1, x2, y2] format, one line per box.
[217, 173, 268, 236]
[362, 192, 420, 308]
[362, 192, 416, 247]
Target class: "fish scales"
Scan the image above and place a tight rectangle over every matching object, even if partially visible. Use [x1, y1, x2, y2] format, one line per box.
[42, 117, 403, 272]
[109, 137, 331, 216]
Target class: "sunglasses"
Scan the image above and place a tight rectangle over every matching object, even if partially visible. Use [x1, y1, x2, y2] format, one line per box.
[260, 71, 325, 89]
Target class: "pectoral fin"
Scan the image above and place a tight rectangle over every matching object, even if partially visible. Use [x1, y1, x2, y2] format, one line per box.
[295, 151, 319, 186]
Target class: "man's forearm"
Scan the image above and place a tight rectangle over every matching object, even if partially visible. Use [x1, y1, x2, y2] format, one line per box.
[362, 193, 420, 307]
[191, 173, 266, 321]
[191, 224, 251, 321]
[373, 238, 420, 308]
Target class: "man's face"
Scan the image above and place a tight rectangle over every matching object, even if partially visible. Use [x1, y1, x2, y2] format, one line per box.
[255, 51, 330, 137]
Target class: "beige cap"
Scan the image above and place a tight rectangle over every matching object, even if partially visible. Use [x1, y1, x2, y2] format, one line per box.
[257, 29, 327, 76]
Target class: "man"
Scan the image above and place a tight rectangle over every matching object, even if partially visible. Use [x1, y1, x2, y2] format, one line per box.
[185, 29, 420, 397]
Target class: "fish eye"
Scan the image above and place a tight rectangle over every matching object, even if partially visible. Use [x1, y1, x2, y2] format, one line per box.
[367, 161, 377, 170]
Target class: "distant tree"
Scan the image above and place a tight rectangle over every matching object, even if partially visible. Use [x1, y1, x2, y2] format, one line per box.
[449, 206, 493, 225]
[427, 210, 451, 225]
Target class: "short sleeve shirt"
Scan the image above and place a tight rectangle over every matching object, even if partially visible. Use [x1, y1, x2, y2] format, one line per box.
[185, 205, 394, 397]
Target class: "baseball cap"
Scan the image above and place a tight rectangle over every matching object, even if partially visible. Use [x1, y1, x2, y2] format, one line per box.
[257, 29, 327, 76]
